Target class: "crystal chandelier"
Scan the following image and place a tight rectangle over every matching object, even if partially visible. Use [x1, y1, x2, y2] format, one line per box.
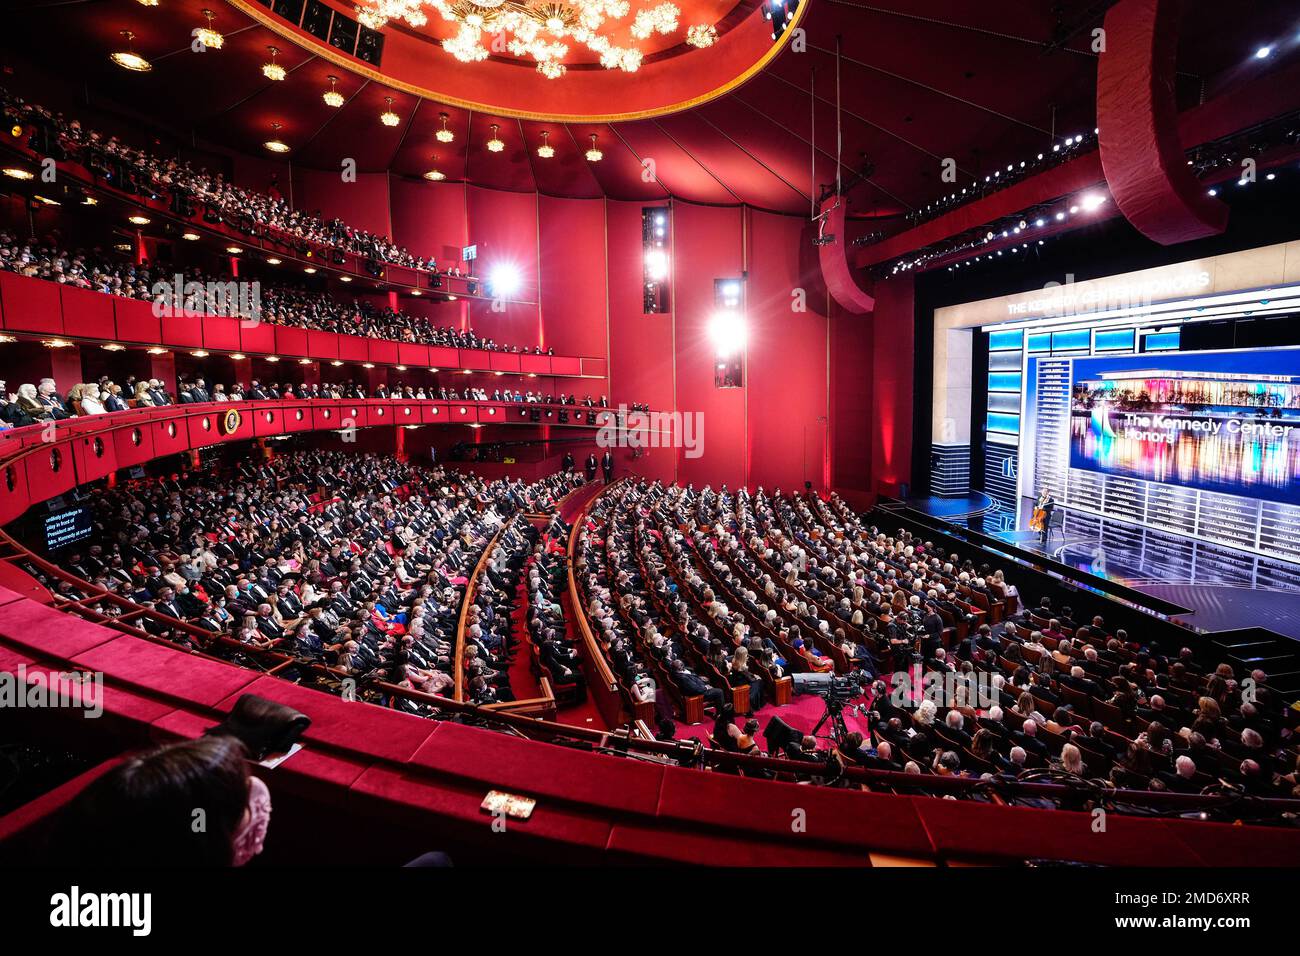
[436, 112, 455, 142]
[194, 9, 224, 50]
[536, 130, 554, 158]
[354, 0, 698, 78]
[380, 96, 401, 126]
[323, 75, 345, 107]
[262, 46, 286, 81]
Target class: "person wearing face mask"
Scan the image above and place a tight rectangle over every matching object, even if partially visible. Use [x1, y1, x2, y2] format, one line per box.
[50, 735, 272, 866]
[74, 382, 106, 414]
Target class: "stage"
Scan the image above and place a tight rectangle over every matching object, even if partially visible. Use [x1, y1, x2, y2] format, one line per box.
[904, 494, 1300, 641]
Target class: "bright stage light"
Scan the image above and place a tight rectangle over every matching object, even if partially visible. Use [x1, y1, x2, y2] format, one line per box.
[489, 263, 521, 297]
[708, 311, 747, 356]
[645, 249, 668, 281]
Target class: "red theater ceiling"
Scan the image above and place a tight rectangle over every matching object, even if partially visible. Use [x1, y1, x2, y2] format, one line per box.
[4, 0, 1298, 219]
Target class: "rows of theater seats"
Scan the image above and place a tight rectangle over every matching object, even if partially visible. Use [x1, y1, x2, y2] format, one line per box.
[572, 478, 1300, 804]
[0, 227, 547, 358]
[33, 450, 585, 713]
[4, 86, 441, 272]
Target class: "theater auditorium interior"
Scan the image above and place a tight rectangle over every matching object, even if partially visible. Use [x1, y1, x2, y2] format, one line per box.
[0, 0, 1299, 893]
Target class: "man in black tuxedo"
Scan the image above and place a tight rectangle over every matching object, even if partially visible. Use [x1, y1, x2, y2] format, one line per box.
[585, 453, 598, 482]
[36, 378, 71, 419]
[601, 449, 614, 483]
[671, 659, 724, 710]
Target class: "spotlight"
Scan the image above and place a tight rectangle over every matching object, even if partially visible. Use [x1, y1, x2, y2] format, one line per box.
[1079, 193, 1107, 212]
[1255, 46, 1271, 59]
[708, 311, 747, 356]
[487, 264, 521, 298]
[645, 249, 668, 280]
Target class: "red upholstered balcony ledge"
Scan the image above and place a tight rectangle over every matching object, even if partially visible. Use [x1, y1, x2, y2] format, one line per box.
[0, 399, 628, 526]
[0, 269, 603, 376]
[5, 605, 1300, 866]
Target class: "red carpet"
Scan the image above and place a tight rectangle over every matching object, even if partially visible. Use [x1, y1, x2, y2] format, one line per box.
[672, 692, 872, 750]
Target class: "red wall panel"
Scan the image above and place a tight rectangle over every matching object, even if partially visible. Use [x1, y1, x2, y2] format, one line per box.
[0, 272, 62, 335]
[292, 169, 392, 240]
[113, 298, 161, 344]
[338, 334, 369, 362]
[539, 196, 607, 360]
[59, 285, 115, 340]
[398, 343, 430, 367]
[368, 339, 400, 365]
[203, 315, 242, 352]
[465, 186, 539, 347]
[275, 326, 310, 357]
[307, 331, 339, 360]
[673, 203, 746, 489]
[869, 275, 914, 496]
[160, 312, 203, 349]
[390, 177, 469, 269]
[240, 321, 276, 355]
[746, 210, 831, 492]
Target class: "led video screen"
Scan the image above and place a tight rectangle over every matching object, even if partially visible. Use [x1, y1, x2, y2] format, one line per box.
[1068, 350, 1300, 505]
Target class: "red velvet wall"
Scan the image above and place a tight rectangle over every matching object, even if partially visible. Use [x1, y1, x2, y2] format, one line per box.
[869, 275, 915, 496]
[671, 202, 747, 489]
[464, 187, 540, 349]
[291, 169, 393, 242]
[746, 210, 832, 493]
[538, 197, 607, 359]
[389, 177, 471, 270]
[606, 200, 676, 483]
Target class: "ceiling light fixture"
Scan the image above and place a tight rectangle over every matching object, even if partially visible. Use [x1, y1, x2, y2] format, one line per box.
[486, 124, 505, 152]
[380, 96, 400, 127]
[181, 232, 200, 241]
[323, 75, 345, 108]
[436, 112, 454, 142]
[225, 246, 243, 255]
[356, 0, 680, 77]
[1, 167, 33, 180]
[264, 121, 290, 153]
[128, 214, 150, 226]
[424, 167, 446, 181]
[585, 133, 602, 162]
[195, 9, 224, 50]
[110, 31, 152, 72]
[262, 46, 286, 81]
[537, 130, 555, 158]
[230, 353, 246, 360]
[686, 23, 717, 47]
[266, 257, 282, 265]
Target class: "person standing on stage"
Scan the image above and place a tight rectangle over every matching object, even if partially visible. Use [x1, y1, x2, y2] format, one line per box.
[585, 453, 598, 482]
[1035, 490, 1056, 544]
[601, 449, 614, 484]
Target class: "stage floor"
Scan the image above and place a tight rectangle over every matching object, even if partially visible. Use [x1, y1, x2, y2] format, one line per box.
[904, 494, 1300, 641]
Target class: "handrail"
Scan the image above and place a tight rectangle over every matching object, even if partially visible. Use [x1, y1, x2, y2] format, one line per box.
[453, 515, 510, 702]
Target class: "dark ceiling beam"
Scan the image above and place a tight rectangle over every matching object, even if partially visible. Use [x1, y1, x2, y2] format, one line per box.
[855, 54, 1300, 268]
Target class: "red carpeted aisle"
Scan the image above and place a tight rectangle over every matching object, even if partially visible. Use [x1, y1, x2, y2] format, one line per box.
[671, 693, 872, 749]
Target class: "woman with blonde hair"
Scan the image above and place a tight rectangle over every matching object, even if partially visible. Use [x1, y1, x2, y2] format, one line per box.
[1057, 743, 1086, 776]
[134, 380, 155, 406]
